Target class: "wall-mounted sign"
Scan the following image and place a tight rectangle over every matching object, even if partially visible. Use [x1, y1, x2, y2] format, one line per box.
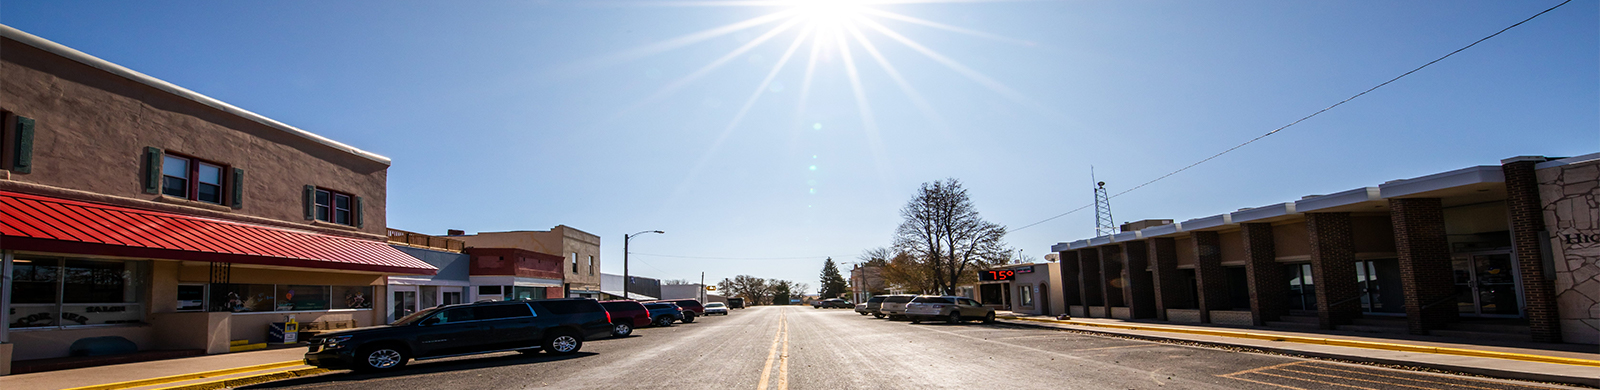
[979, 270, 1017, 281]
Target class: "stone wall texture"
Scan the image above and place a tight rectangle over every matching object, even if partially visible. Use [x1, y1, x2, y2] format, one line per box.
[1537, 159, 1600, 345]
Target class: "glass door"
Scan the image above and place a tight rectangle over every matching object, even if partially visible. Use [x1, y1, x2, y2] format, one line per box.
[1452, 252, 1522, 317]
[391, 287, 418, 323]
[1285, 264, 1316, 311]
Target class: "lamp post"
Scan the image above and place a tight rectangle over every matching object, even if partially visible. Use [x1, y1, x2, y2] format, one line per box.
[623, 230, 664, 300]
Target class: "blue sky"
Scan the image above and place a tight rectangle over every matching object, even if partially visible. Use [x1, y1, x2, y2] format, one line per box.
[3, 0, 1595, 291]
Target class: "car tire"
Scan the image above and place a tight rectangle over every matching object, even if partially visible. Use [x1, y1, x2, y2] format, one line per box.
[911, 318, 921, 324]
[858, 312, 868, 316]
[947, 312, 962, 324]
[612, 322, 634, 337]
[682, 312, 696, 323]
[543, 331, 583, 355]
[354, 345, 408, 372]
[873, 313, 885, 319]
[983, 312, 996, 324]
[655, 315, 675, 327]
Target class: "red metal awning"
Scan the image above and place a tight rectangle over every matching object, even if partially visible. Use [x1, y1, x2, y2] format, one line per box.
[0, 191, 436, 275]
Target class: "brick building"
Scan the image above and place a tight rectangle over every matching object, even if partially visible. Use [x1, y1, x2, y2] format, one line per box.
[1051, 154, 1599, 346]
[0, 25, 436, 374]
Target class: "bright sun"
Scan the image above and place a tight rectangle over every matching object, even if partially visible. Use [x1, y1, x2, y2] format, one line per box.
[787, 0, 866, 27]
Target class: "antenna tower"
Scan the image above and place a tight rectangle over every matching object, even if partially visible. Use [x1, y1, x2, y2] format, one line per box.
[1092, 167, 1115, 237]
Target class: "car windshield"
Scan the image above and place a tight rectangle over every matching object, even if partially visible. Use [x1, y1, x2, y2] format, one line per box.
[884, 296, 913, 303]
[868, 297, 886, 303]
[705, 303, 725, 308]
[392, 306, 444, 326]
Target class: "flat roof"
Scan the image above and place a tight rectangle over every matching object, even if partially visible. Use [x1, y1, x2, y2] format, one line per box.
[0, 24, 392, 166]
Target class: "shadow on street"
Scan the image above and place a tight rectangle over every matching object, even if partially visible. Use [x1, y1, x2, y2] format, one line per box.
[242, 351, 598, 389]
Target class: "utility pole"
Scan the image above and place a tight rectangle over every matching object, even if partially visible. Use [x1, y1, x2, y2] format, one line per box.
[623, 230, 664, 300]
[700, 271, 706, 302]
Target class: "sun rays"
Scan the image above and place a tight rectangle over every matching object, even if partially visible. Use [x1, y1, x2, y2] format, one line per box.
[590, 0, 1040, 199]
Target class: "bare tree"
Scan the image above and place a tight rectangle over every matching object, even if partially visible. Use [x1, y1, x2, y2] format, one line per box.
[718, 275, 772, 305]
[892, 179, 1010, 295]
[662, 279, 696, 285]
[861, 246, 937, 294]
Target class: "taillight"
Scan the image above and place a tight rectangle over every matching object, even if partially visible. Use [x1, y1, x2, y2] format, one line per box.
[606, 311, 613, 323]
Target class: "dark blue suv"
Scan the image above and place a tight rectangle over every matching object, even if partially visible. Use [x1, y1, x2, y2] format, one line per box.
[642, 302, 684, 327]
[304, 298, 613, 371]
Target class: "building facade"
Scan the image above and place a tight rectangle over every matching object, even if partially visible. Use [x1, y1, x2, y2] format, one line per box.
[385, 236, 471, 323]
[600, 273, 660, 300]
[1051, 154, 1600, 345]
[449, 225, 602, 299]
[0, 25, 436, 374]
[849, 264, 886, 303]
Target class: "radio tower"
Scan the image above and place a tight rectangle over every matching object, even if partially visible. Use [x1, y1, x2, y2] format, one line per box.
[1092, 167, 1116, 237]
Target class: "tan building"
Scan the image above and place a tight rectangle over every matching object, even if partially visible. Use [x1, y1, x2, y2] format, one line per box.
[449, 225, 603, 299]
[0, 25, 435, 374]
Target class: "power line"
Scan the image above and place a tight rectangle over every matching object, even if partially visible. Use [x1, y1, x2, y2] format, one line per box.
[1009, 0, 1574, 235]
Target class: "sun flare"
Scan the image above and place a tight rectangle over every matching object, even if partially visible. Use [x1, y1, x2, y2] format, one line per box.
[787, 0, 867, 28]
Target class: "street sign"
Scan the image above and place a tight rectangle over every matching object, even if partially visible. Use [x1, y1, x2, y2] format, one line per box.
[706, 286, 717, 291]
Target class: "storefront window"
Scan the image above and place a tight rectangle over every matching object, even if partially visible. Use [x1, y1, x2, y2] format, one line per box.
[334, 286, 374, 309]
[280, 285, 332, 311]
[177, 285, 206, 311]
[511, 286, 546, 300]
[1020, 285, 1034, 307]
[9, 257, 147, 328]
[212, 284, 276, 312]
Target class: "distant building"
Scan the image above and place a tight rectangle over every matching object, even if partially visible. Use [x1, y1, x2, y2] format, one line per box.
[849, 264, 886, 302]
[660, 284, 708, 301]
[449, 225, 603, 299]
[600, 273, 659, 300]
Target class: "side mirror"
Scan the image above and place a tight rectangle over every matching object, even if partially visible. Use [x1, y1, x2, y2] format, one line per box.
[420, 317, 440, 326]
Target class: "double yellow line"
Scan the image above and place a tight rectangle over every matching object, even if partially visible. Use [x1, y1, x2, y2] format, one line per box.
[756, 308, 790, 390]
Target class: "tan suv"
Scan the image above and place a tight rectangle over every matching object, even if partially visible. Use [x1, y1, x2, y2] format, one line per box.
[877, 294, 918, 320]
[905, 296, 995, 324]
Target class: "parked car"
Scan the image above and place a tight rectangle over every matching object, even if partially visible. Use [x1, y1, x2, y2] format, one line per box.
[304, 298, 612, 372]
[600, 300, 652, 337]
[658, 299, 706, 323]
[727, 298, 745, 309]
[812, 298, 852, 309]
[877, 294, 917, 320]
[704, 302, 729, 315]
[642, 302, 685, 327]
[905, 296, 996, 324]
[857, 295, 887, 317]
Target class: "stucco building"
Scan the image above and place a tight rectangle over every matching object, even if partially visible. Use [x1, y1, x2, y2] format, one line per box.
[0, 25, 436, 374]
[1051, 154, 1599, 345]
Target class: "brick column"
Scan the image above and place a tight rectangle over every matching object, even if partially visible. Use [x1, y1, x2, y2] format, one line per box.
[1079, 248, 1104, 315]
[1390, 198, 1458, 335]
[1148, 237, 1182, 321]
[1101, 244, 1126, 311]
[1058, 250, 1082, 310]
[1503, 158, 1561, 343]
[1241, 223, 1287, 325]
[1192, 231, 1229, 323]
[1122, 241, 1158, 318]
[1308, 212, 1360, 329]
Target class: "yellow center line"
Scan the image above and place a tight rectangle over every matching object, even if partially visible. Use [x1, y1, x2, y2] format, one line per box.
[1277, 368, 1449, 390]
[1302, 363, 1565, 390]
[757, 309, 787, 390]
[1217, 373, 1310, 390]
[1249, 371, 1382, 390]
[1220, 361, 1312, 377]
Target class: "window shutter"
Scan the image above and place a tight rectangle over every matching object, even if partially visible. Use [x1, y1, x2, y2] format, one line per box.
[354, 196, 364, 228]
[12, 116, 35, 174]
[143, 147, 163, 194]
[303, 185, 315, 220]
[231, 168, 244, 209]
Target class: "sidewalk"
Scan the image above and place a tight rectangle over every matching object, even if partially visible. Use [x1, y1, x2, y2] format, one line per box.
[994, 313, 1600, 387]
[0, 347, 321, 390]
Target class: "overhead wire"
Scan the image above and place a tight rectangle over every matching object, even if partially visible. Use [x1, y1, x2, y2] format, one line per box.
[1008, 0, 1574, 234]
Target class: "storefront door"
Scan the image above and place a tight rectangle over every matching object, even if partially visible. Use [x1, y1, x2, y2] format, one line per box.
[391, 286, 418, 323]
[1452, 251, 1522, 317]
[1356, 259, 1404, 315]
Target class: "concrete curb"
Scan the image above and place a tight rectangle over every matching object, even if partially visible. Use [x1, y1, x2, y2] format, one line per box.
[61, 361, 304, 390]
[154, 367, 331, 390]
[995, 316, 1600, 387]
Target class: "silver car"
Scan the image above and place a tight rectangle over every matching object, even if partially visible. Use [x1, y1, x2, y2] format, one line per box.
[905, 296, 995, 324]
[877, 294, 917, 320]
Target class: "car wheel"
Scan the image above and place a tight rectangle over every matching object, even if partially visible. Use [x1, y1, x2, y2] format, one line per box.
[612, 322, 633, 337]
[858, 312, 868, 316]
[682, 312, 696, 323]
[873, 313, 885, 319]
[911, 318, 921, 324]
[544, 331, 583, 355]
[655, 315, 674, 327]
[355, 345, 408, 372]
[983, 312, 996, 324]
[947, 312, 962, 324]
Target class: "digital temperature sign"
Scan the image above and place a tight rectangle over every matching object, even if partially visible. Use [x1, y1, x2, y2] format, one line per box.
[979, 269, 1016, 281]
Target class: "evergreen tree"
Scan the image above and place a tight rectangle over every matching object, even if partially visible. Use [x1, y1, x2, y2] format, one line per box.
[819, 257, 849, 299]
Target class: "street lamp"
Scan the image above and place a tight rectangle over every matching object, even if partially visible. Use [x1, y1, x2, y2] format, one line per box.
[623, 230, 664, 300]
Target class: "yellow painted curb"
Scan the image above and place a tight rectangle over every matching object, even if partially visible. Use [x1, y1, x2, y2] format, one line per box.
[61, 361, 303, 390]
[151, 367, 329, 390]
[998, 316, 1600, 368]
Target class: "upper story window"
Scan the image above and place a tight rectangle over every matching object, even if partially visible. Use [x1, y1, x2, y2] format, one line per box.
[161, 154, 226, 205]
[314, 188, 354, 225]
[588, 255, 595, 275]
[571, 253, 579, 273]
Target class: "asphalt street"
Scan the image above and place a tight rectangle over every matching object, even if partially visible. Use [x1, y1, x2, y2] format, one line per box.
[245, 306, 1579, 390]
